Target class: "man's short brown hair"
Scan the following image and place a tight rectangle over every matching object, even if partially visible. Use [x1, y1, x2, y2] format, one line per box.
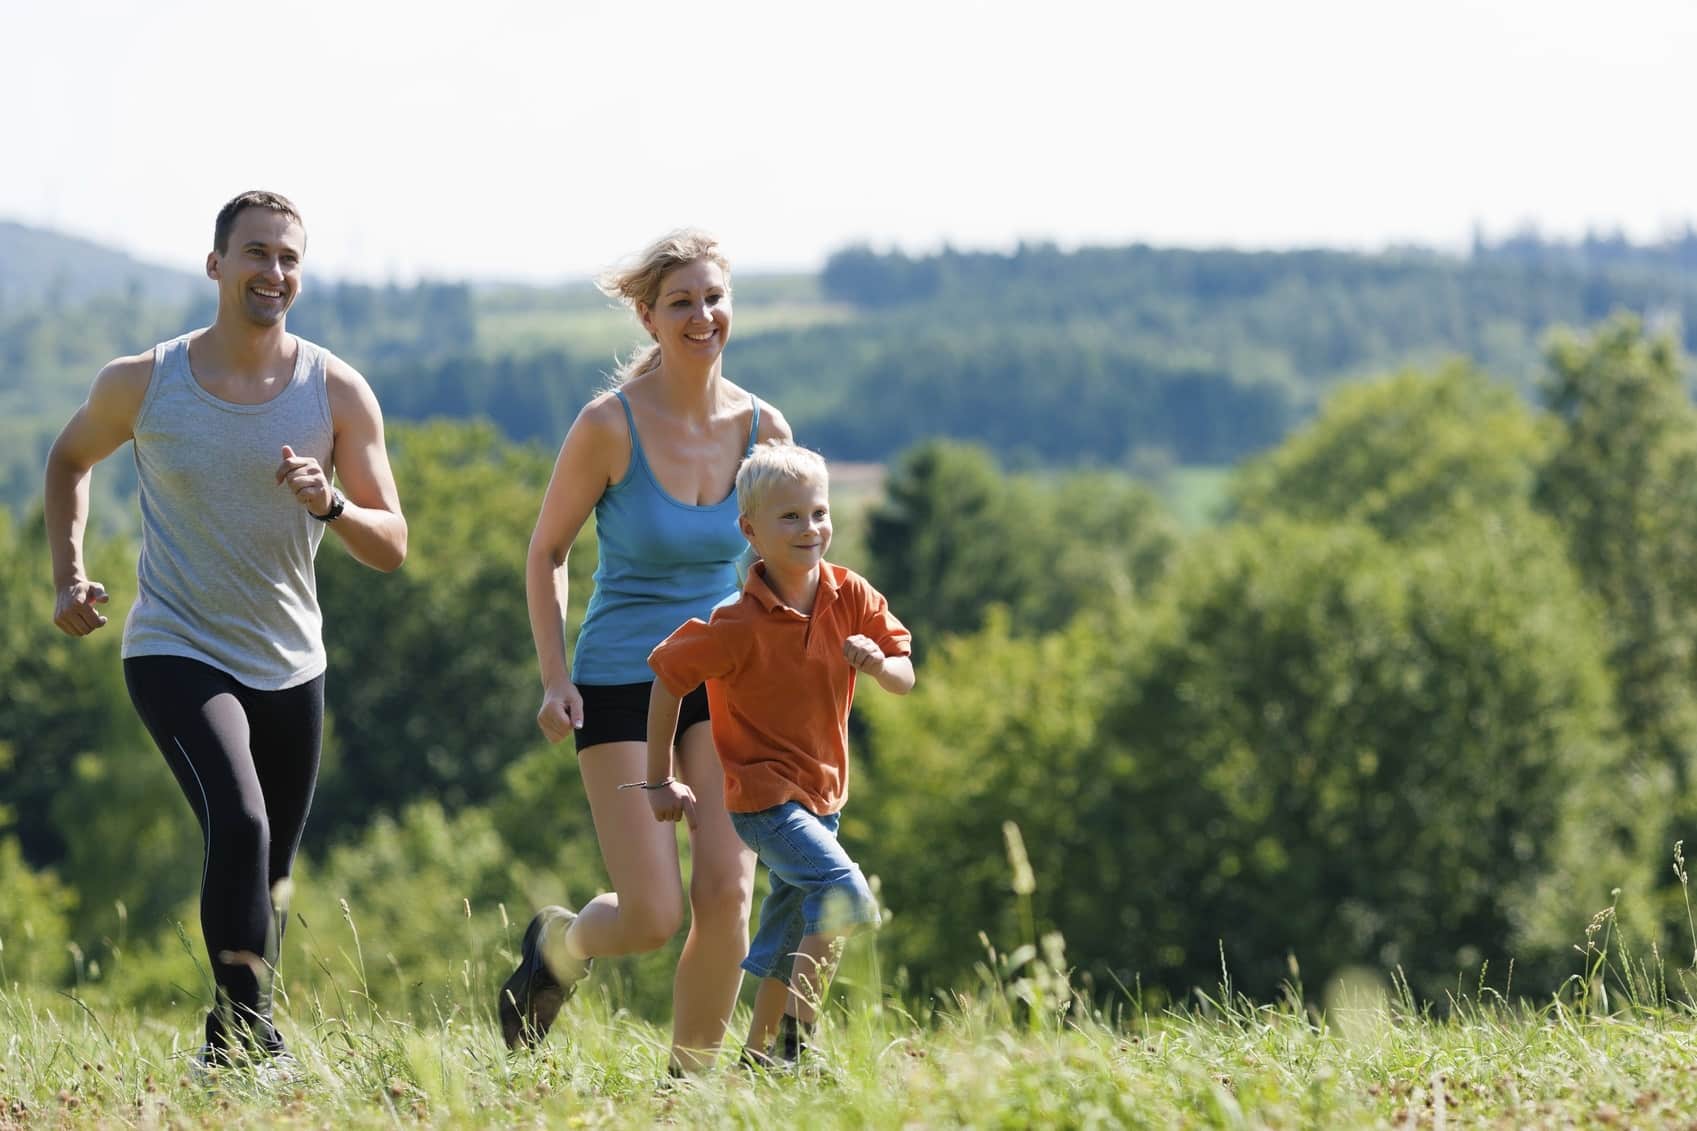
[213, 190, 304, 255]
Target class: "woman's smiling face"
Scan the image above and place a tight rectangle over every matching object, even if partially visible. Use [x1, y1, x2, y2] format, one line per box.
[639, 257, 732, 363]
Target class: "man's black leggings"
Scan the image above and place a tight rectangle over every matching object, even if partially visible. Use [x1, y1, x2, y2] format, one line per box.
[124, 655, 323, 1054]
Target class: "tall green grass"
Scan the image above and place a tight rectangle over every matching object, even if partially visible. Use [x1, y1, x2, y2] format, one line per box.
[7, 832, 1697, 1127]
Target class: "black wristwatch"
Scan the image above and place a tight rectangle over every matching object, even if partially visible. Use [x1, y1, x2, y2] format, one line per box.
[310, 490, 346, 523]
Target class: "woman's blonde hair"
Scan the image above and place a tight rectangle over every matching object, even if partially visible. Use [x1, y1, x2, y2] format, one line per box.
[596, 229, 731, 384]
[736, 441, 829, 519]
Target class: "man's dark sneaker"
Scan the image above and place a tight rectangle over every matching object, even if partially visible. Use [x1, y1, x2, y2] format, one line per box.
[252, 1051, 303, 1089]
[188, 1043, 300, 1088]
[188, 1043, 224, 1086]
[499, 905, 590, 1049]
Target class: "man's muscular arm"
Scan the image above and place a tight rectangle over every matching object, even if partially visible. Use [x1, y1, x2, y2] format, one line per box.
[280, 356, 406, 572]
[44, 354, 151, 636]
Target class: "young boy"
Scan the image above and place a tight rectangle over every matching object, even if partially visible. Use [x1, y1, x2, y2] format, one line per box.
[642, 442, 914, 1068]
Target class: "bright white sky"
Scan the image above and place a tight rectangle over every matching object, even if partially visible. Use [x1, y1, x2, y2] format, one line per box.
[4, 0, 1692, 283]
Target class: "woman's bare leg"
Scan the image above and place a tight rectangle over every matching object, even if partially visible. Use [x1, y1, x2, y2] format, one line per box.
[566, 741, 688, 958]
[669, 722, 757, 1072]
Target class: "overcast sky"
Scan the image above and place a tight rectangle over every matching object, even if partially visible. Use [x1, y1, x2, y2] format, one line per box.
[4, 0, 1692, 283]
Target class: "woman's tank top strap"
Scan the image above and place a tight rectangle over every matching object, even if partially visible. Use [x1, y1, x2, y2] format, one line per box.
[744, 397, 762, 456]
[613, 388, 642, 455]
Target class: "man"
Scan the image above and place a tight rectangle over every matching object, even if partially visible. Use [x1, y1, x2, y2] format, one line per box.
[43, 190, 407, 1069]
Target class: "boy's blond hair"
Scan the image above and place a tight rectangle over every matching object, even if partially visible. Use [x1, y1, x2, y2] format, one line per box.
[736, 441, 829, 518]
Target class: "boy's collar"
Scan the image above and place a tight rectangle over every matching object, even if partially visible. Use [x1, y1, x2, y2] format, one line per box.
[745, 559, 839, 612]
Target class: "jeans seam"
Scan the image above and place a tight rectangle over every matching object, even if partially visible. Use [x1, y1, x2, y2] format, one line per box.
[732, 814, 763, 855]
[769, 805, 831, 867]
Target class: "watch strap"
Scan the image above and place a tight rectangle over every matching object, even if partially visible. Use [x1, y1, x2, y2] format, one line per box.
[311, 490, 346, 523]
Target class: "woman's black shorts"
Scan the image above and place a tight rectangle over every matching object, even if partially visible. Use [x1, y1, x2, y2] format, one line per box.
[573, 680, 711, 752]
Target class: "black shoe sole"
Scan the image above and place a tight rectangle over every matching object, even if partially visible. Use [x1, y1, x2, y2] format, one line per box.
[499, 910, 566, 1050]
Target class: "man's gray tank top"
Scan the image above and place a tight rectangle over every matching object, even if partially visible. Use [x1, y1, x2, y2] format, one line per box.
[122, 332, 335, 690]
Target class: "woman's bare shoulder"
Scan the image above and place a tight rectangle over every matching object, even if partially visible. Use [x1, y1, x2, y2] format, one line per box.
[753, 396, 793, 443]
[712, 377, 791, 443]
[570, 388, 632, 442]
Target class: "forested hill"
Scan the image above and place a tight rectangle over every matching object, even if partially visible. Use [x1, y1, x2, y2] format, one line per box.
[4, 226, 1695, 522]
[0, 221, 202, 307]
[818, 239, 1697, 390]
[341, 237, 1697, 469]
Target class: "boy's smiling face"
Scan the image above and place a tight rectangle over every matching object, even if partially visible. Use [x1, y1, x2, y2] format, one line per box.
[740, 475, 832, 576]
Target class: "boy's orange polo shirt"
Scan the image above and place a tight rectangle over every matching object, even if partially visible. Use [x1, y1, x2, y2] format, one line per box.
[647, 560, 911, 815]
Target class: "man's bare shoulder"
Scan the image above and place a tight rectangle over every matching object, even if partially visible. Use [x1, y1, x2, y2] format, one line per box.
[85, 350, 158, 420]
[94, 350, 157, 392]
[321, 349, 374, 395]
[319, 350, 389, 434]
[56, 349, 158, 455]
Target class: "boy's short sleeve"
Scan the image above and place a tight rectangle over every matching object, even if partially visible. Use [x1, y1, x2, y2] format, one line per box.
[647, 617, 738, 697]
[854, 576, 912, 658]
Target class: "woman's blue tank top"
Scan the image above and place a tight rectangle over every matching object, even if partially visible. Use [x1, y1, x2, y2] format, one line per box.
[572, 390, 760, 685]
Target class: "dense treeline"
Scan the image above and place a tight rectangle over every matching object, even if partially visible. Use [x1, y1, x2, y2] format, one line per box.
[6, 233, 1697, 528]
[1473, 225, 1697, 274]
[821, 239, 1697, 367]
[5, 316, 1697, 1020]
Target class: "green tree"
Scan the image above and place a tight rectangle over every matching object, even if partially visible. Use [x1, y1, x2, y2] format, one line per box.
[1031, 471, 1178, 631]
[865, 441, 1176, 645]
[1533, 316, 1697, 927]
[285, 802, 523, 1013]
[1106, 516, 1649, 1002]
[865, 441, 1033, 646]
[0, 511, 254, 956]
[856, 612, 1117, 990]
[0, 510, 146, 868]
[1231, 361, 1550, 540]
[0, 834, 75, 987]
[311, 421, 593, 840]
[48, 738, 200, 947]
[860, 514, 1652, 1004]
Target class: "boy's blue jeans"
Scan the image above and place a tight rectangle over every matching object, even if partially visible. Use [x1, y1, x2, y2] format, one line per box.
[729, 801, 881, 981]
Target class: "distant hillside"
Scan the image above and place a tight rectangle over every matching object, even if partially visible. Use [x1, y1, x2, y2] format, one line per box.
[8, 223, 1697, 529]
[0, 220, 201, 307]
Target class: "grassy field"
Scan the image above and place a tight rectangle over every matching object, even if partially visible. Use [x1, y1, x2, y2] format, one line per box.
[8, 891, 1697, 1131]
[9, 973, 1697, 1128]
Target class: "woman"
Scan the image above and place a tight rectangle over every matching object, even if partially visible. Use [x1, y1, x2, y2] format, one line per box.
[500, 230, 791, 1074]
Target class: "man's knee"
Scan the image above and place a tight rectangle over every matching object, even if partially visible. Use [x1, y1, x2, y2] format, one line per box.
[216, 801, 271, 860]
